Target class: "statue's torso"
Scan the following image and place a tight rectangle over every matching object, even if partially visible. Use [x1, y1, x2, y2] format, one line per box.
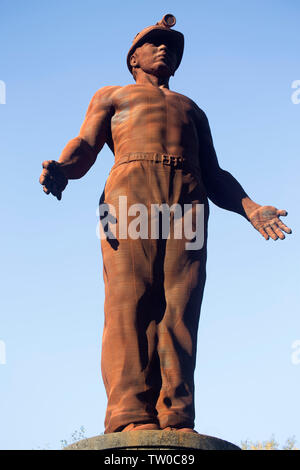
[109, 85, 201, 165]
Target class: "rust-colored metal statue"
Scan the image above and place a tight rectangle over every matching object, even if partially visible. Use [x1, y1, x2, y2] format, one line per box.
[39, 14, 292, 434]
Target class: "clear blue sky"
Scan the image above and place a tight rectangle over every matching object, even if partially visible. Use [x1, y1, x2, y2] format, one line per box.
[0, 0, 299, 450]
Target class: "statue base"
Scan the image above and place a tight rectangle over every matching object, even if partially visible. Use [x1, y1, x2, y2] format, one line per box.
[64, 430, 240, 450]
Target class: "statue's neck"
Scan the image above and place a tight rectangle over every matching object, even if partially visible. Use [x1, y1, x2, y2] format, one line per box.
[135, 71, 170, 89]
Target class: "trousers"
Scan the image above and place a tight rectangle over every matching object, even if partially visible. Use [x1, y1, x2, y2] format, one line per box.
[99, 153, 209, 433]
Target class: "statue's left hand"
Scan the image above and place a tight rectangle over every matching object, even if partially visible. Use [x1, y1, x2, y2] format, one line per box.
[249, 205, 292, 240]
[249, 206, 292, 240]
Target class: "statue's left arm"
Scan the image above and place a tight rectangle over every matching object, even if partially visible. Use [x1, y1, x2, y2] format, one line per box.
[197, 109, 292, 240]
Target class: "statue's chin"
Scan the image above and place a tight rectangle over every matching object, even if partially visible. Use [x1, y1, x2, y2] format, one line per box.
[149, 64, 173, 79]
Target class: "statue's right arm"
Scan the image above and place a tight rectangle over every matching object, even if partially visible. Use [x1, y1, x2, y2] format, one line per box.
[196, 107, 292, 240]
[39, 86, 119, 199]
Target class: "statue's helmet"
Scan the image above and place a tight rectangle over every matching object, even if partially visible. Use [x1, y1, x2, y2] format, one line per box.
[127, 14, 184, 75]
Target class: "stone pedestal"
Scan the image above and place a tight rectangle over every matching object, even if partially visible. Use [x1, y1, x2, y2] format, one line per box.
[64, 430, 240, 450]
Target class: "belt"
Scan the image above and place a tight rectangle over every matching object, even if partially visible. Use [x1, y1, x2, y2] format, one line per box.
[110, 152, 201, 174]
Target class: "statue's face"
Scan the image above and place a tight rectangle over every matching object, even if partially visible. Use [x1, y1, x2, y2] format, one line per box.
[130, 37, 178, 78]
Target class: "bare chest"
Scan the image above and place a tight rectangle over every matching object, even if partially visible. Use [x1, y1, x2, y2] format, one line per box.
[111, 87, 196, 131]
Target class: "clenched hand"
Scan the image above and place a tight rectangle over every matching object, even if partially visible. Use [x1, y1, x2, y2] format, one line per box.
[249, 205, 292, 240]
[39, 160, 68, 200]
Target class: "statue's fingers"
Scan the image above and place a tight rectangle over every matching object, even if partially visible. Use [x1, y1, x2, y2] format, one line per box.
[50, 181, 60, 197]
[53, 177, 67, 194]
[42, 160, 50, 169]
[58, 181, 67, 193]
[258, 227, 269, 240]
[265, 225, 278, 240]
[43, 176, 56, 194]
[277, 219, 292, 234]
[42, 160, 57, 171]
[277, 209, 287, 217]
[43, 179, 57, 198]
[270, 222, 285, 240]
[52, 183, 65, 201]
[39, 170, 51, 186]
[39, 174, 46, 185]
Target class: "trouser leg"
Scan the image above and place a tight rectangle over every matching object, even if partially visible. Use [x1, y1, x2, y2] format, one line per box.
[156, 236, 208, 429]
[101, 235, 165, 433]
[155, 174, 209, 429]
[100, 162, 166, 433]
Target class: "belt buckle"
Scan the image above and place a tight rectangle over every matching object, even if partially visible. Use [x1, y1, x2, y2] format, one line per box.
[154, 153, 160, 164]
[169, 155, 177, 167]
[162, 154, 170, 165]
[163, 155, 178, 166]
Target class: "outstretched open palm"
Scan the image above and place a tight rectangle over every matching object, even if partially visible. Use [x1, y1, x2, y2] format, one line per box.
[249, 205, 292, 240]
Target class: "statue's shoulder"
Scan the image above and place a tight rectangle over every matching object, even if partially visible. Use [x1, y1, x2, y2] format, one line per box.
[169, 90, 205, 114]
[181, 95, 208, 123]
[170, 91, 210, 130]
[92, 85, 123, 99]
[87, 86, 125, 112]
[92, 85, 138, 105]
